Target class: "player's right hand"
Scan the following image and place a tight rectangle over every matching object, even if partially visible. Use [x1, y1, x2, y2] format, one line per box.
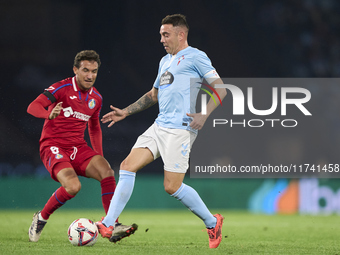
[49, 102, 63, 120]
[101, 105, 127, 127]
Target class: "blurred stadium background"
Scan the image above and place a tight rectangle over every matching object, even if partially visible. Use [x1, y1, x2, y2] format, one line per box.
[1, 0, 340, 214]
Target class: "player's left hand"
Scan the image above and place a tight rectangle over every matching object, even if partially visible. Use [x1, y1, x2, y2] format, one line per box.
[186, 112, 208, 130]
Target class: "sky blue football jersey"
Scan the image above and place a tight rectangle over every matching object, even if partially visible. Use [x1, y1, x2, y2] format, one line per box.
[153, 46, 218, 133]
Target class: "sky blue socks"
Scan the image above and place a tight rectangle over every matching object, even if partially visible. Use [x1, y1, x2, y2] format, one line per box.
[103, 170, 136, 227]
[103, 171, 216, 229]
[171, 183, 217, 228]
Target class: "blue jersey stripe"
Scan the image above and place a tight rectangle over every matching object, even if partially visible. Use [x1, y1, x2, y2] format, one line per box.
[92, 90, 102, 100]
[51, 84, 72, 95]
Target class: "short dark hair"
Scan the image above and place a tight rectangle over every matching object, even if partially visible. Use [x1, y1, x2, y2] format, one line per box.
[161, 14, 189, 31]
[74, 50, 101, 68]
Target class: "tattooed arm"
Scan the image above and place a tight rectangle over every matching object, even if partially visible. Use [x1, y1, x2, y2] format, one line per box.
[101, 87, 158, 127]
[124, 87, 158, 116]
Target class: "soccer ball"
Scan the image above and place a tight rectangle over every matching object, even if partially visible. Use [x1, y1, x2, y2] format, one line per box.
[67, 218, 98, 246]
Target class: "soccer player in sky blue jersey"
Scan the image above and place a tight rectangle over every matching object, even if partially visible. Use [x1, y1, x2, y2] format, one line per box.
[99, 14, 227, 248]
[154, 46, 218, 133]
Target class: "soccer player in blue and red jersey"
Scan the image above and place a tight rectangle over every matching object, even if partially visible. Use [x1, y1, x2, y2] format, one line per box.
[99, 15, 227, 248]
[27, 50, 137, 242]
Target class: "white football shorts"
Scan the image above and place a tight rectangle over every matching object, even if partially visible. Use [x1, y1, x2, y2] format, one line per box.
[132, 122, 197, 173]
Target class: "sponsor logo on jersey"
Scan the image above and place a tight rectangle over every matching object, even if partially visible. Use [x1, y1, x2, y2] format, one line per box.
[63, 107, 74, 118]
[88, 99, 96, 109]
[159, 71, 174, 88]
[63, 106, 90, 121]
[69, 96, 77, 100]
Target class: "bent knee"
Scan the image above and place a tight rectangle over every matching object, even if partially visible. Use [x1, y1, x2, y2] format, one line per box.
[120, 159, 134, 172]
[98, 168, 115, 180]
[164, 184, 180, 195]
[64, 180, 81, 196]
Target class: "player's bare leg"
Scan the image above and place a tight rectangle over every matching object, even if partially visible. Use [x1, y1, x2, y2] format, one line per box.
[163, 171, 185, 195]
[85, 155, 114, 181]
[120, 147, 155, 173]
[57, 168, 82, 196]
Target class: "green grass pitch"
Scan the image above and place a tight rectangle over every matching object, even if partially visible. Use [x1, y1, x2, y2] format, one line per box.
[0, 209, 339, 254]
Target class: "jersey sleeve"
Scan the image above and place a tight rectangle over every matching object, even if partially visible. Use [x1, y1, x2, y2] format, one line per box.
[193, 51, 217, 79]
[88, 97, 103, 156]
[43, 80, 70, 102]
[27, 93, 53, 119]
[88, 116, 103, 156]
[27, 80, 68, 119]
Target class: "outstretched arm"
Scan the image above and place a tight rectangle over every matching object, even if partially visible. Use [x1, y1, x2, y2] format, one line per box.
[123, 87, 158, 116]
[187, 78, 227, 130]
[101, 87, 158, 127]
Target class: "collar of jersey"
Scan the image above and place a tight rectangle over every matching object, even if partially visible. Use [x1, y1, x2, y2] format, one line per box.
[72, 76, 93, 101]
[72, 76, 93, 94]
